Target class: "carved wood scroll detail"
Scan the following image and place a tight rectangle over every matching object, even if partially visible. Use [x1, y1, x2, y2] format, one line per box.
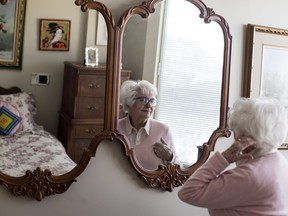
[141, 164, 189, 192]
[0, 168, 75, 201]
[117, 0, 162, 28]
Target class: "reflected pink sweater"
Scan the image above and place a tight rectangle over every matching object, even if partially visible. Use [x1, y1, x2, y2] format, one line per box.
[178, 151, 288, 216]
[118, 116, 176, 170]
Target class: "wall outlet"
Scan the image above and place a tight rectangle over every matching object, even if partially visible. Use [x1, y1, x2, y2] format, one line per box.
[31, 73, 50, 85]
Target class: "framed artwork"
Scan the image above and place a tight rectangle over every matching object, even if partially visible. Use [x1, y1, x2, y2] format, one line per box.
[39, 19, 71, 51]
[0, 0, 26, 69]
[243, 24, 288, 149]
[85, 46, 99, 67]
[96, 13, 107, 46]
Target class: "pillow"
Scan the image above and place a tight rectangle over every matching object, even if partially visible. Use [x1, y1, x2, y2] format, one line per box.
[0, 92, 38, 133]
[0, 102, 22, 136]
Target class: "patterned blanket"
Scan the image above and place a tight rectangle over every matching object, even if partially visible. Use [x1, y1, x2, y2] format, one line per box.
[0, 128, 76, 177]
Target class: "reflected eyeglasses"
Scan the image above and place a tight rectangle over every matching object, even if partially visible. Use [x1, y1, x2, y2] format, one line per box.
[134, 97, 157, 106]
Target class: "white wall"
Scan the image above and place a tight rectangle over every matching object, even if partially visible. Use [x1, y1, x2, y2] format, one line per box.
[1, 0, 288, 216]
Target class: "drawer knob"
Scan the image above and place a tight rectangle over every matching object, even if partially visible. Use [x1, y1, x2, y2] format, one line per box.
[84, 129, 97, 134]
[87, 105, 98, 110]
[84, 129, 91, 134]
[88, 84, 101, 88]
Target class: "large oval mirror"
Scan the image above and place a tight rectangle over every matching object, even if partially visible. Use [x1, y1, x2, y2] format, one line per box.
[115, 0, 231, 191]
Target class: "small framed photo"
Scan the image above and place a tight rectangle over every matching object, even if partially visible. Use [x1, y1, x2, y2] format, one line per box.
[85, 47, 99, 67]
[39, 19, 71, 51]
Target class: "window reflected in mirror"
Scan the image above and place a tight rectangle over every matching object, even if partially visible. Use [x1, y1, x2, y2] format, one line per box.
[155, 0, 224, 167]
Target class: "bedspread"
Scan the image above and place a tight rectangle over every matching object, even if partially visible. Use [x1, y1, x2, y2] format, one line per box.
[0, 128, 76, 177]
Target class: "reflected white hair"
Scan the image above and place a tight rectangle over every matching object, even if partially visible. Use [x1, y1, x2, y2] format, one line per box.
[120, 80, 157, 112]
[228, 97, 288, 155]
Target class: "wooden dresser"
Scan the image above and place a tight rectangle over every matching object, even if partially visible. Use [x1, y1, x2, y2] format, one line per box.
[58, 61, 130, 163]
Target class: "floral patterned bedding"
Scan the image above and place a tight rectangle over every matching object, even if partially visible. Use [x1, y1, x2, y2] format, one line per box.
[0, 128, 76, 177]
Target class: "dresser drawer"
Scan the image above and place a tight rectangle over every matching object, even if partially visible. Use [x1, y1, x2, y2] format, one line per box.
[78, 75, 106, 97]
[74, 124, 103, 138]
[74, 96, 104, 118]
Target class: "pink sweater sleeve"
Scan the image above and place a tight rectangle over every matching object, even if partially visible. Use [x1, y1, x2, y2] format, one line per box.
[178, 152, 255, 209]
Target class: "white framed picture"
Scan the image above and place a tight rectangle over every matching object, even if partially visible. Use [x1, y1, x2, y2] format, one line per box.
[85, 46, 99, 67]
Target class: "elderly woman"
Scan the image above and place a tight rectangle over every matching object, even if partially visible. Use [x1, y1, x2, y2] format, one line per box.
[178, 97, 288, 215]
[118, 80, 177, 171]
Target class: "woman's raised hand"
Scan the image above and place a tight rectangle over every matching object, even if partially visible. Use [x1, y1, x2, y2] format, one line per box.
[222, 136, 257, 163]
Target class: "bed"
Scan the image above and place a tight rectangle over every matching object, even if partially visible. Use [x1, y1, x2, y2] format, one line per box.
[0, 87, 76, 177]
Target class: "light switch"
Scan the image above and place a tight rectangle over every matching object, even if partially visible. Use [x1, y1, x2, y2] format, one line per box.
[31, 73, 50, 85]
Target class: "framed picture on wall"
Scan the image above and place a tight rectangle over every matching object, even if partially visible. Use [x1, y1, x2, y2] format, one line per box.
[96, 13, 107, 46]
[39, 19, 71, 51]
[0, 0, 26, 70]
[243, 24, 288, 149]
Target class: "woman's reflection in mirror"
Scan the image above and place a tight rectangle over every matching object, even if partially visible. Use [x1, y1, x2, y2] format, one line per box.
[118, 80, 178, 170]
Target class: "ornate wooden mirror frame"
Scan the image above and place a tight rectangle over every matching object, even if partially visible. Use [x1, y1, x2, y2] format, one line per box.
[76, 0, 232, 191]
[0, 0, 231, 200]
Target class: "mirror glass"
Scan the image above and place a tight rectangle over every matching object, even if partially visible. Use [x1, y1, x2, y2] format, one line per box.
[121, 0, 224, 169]
[0, 10, 110, 178]
[0, 0, 76, 177]
[86, 10, 107, 63]
[0, 3, 110, 200]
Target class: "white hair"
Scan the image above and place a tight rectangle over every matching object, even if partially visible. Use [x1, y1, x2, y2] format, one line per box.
[228, 97, 288, 155]
[120, 80, 157, 112]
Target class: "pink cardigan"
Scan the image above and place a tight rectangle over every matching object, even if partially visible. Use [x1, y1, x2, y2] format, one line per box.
[178, 151, 288, 216]
[118, 116, 176, 170]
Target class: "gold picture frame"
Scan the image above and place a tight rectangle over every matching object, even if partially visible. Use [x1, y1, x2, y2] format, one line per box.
[39, 19, 71, 51]
[244, 24, 288, 149]
[0, 0, 26, 69]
